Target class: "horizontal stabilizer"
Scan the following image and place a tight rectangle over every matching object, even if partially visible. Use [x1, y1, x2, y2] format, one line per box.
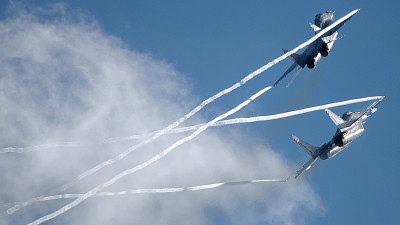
[295, 157, 318, 179]
[292, 135, 318, 157]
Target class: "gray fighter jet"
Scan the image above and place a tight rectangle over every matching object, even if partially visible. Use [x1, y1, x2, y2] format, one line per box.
[274, 9, 360, 87]
[292, 97, 384, 179]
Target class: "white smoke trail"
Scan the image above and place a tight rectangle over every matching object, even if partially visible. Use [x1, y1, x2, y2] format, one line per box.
[1, 9, 359, 154]
[0, 142, 87, 153]
[4, 179, 291, 214]
[2, 95, 382, 217]
[27, 86, 272, 225]
[166, 96, 384, 133]
[3, 95, 376, 155]
[101, 96, 383, 138]
[2, 96, 374, 154]
[74, 95, 383, 142]
[9, 178, 288, 206]
[3, 96, 381, 215]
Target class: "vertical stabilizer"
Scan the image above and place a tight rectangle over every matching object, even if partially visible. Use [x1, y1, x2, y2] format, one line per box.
[309, 22, 321, 33]
[325, 108, 347, 131]
[281, 48, 306, 68]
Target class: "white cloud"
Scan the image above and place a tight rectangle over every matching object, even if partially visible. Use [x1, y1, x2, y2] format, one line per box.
[0, 4, 324, 225]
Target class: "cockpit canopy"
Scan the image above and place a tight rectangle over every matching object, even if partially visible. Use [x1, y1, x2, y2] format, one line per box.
[341, 111, 361, 121]
[314, 11, 334, 28]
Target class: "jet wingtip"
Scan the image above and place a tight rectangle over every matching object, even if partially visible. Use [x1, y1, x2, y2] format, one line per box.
[353, 8, 361, 15]
[292, 135, 299, 142]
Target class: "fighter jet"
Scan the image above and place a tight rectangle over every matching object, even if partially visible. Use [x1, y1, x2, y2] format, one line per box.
[292, 96, 384, 179]
[274, 9, 360, 87]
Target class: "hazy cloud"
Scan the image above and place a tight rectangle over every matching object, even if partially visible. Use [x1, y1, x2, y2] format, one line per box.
[0, 4, 324, 224]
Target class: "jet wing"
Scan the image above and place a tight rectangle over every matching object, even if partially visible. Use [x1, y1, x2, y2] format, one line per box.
[360, 96, 384, 116]
[295, 157, 318, 179]
[327, 9, 360, 35]
[273, 62, 298, 87]
[337, 96, 385, 130]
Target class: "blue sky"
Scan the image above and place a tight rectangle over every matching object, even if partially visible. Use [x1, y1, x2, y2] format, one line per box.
[0, 1, 399, 224]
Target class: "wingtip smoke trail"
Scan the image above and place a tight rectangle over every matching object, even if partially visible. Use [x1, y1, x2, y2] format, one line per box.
[5, 169, 296, 207]
[187, 96, 384, 129]
[129, 96, 384, 136]
[3, 95, 381, 217]
[17, 178, 288, 204]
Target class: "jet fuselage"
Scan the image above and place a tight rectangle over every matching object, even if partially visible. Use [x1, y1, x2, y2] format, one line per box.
[318, 111, 366, 160]
[303, 11, 337, 68]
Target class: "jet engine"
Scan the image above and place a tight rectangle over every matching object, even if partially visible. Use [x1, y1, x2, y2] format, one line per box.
[319, 150, 329, 160]
[318, 42, 329, 57]
[333, 128, 364, 147]
[306, 57, 316, 68]
[306, 61, 316, 69]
